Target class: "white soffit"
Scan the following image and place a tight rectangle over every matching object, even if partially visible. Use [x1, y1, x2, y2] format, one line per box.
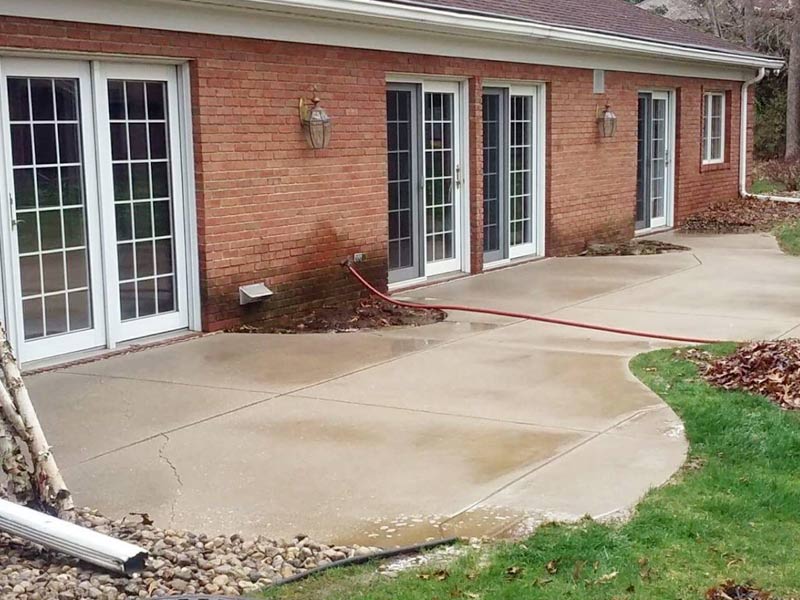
[0, 0, 783, 80]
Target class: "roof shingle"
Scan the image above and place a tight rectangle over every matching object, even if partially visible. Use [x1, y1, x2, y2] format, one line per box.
[381, 0, 770, 58]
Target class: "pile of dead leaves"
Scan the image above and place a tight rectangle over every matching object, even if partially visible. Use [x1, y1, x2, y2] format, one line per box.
[580, 239, 689, 256]
[706, 580, 771, 599]
[704, 340, 800, 410]
[683, 197, 800, 234]
[236, 296, 445, 334]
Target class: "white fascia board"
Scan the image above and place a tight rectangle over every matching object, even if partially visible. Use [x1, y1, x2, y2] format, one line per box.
[219, 0, 784, 69]
[1, 0, 783, 79]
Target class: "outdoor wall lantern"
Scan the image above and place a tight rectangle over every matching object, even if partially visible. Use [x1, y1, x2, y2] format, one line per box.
[596, 104, 618, 138]
[298, 95, 332, 149]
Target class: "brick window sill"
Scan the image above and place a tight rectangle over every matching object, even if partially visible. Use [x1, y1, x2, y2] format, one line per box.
[700, 162, 731, 173]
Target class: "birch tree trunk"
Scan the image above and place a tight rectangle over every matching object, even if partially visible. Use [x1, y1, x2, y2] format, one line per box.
[787, 2, 800, 160]
[0, 324, 72, 515]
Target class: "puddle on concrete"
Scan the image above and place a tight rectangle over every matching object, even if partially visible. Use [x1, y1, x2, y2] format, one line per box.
[413, 426, 578, 484]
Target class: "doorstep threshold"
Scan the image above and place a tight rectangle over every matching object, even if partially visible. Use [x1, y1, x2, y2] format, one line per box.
[635, 225, 673, 237]
[22, 329, 204, 375]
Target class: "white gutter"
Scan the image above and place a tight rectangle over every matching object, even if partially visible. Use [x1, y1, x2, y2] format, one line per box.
[178, 0, 785, 70]
[738, 67, 800, 203]
[0, 499, 148, 575]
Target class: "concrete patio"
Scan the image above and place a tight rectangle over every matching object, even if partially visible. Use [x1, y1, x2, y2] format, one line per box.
[27, 232, 800, 546]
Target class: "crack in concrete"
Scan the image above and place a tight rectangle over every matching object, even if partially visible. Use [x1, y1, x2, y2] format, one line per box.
[775, 322, 800, 340]
[158, 434, 183, 526]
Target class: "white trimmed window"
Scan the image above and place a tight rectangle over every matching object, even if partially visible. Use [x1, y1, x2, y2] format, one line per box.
[702, 92, 725, 164]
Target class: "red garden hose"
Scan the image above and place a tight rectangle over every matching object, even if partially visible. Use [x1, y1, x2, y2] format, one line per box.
[344, 261, 720, 345]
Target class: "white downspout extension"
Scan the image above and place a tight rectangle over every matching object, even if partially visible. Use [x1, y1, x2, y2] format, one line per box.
[0, 499, 148, 575]
[739, 67, 799, 203]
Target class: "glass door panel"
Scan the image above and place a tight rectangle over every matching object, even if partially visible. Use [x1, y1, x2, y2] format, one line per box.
[650, 95, 667, 226]
[482, 89, 504, 263]
[424, 92, 454, 266]
[386, 86, 420, 284]
[635, 93, 650, 230]
[508, 94, 534, 257]
[108, 79, 176, 320]
[1, 61, 105, 362]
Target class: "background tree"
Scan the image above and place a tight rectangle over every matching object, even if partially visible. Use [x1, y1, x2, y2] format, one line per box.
[637, 0, 797, 161]
[787, 1, 800, 158]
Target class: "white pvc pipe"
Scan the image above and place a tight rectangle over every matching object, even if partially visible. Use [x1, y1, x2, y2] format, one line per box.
[739, 66, 767, 197]
[0, 499, 148, 575]
[739, 67, 800, 204]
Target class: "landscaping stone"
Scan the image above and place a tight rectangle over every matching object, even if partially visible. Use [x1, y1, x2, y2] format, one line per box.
[0, 508, 380, 599]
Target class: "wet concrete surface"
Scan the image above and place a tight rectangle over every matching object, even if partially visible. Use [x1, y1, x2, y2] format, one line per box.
[26, 232, 800, 545]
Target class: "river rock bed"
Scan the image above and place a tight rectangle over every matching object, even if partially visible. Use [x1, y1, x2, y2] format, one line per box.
[0, 508, 380, 599]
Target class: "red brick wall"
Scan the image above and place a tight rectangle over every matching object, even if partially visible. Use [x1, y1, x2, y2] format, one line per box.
[0, 17, 749, 330]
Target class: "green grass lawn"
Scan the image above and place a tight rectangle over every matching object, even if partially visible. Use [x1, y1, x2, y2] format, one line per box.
[751, 178, 788, 195]
[775, 219, 800, 256]
[261, 344, 800, 600]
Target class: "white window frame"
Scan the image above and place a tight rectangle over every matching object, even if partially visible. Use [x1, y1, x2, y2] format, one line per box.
[702, 91, 726, 165]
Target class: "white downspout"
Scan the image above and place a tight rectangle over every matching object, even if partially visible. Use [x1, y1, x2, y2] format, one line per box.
[739, 67, 766, 198]
[738, 67, 799, 203]
[0, 499, 148, 574]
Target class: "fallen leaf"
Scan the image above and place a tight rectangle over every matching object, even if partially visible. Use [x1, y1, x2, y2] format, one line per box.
[505, 566, 524, 580]
[594, 571, 618, 585]
[572, 560, 585, 583]
[545, 560, 559, 574]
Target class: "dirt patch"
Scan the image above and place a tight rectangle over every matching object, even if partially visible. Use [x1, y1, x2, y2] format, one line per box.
[683, 197, 800, 234]
[706, 581, 772, 599]
[235, 296, 445, 334]
[580, 239, 690, 256]
[702, 340, 800, 410]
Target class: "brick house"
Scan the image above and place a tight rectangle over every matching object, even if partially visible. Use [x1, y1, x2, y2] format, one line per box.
[0, 0, 782, 363]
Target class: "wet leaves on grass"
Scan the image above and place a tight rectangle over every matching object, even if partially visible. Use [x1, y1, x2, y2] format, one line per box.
[704, 340, 800, 410]
[706, 580, 772, 600]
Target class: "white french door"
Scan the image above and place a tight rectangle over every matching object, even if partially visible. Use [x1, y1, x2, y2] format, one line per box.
[386, 79, 467, 285]
[0, 60, 106, 362]
[636, 90, 673, 231]
[422, 81, 463, 277]
[95, 63, 188, 343]
[482, 84, 541, 263]
[0, 58, 190, 363]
